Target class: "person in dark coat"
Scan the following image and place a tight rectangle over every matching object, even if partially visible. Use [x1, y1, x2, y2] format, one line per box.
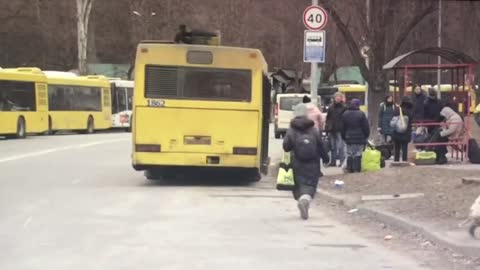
[283, 108, 329, 220]
[341, 99, 370, 173]
[325, 92, 347, 166]
[411, 84, 426, 122]
[392, 97, 414, 162]
[378, 95, 395, 142]
[424, 88, 443, 125]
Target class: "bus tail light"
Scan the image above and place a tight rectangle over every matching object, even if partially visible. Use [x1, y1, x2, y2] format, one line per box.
[135, 144, 161, 152]
[275, 104, 279, 117]
[233, 147, 257, 155]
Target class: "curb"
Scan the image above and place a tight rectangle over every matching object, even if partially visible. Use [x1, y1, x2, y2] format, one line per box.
[318, 188, 480, 259]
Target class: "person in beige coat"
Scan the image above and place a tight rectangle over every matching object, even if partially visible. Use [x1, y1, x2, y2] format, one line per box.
[439, 106, 464, 140]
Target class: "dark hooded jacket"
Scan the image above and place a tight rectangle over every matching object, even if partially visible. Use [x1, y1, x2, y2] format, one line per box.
[392, 97, 414, 142]
[341, 102, 370, 145]
[283, 116, 329, 199]
[411, 90, 427, 121]
[325, 102, 346, 133]
[378, 96, 396, 135]
[424, 89, 442, 123]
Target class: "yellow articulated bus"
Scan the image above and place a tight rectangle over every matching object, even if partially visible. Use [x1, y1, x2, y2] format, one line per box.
[0, 68, 48, 138]
[132, 42, 271, 181]
[45, 72, 112, 134]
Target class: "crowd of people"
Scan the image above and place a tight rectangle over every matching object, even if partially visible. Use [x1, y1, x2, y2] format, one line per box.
[282, 85, 470, 220]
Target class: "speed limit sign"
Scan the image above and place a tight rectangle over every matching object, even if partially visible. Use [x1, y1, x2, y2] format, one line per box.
[303, 5, 328, 30]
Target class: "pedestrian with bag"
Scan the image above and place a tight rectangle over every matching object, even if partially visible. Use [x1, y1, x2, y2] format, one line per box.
[283, 106, 329, 220]
[325, 92, 347, 167]
[341, 99, 370, 173]
[391, 97, 414, 162]
[378, 95, 395, 143]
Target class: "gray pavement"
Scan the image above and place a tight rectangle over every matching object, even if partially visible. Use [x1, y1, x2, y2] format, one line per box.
[0, 133, 439, 270]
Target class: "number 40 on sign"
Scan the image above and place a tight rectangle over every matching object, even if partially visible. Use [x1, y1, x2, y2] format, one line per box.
[303, 5, 328, 30]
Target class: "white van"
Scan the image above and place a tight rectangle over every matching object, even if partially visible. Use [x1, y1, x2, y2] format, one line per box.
[274, 93, 310, 139]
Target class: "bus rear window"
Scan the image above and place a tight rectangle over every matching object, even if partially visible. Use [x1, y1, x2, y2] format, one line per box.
[145, 65, 251, 102]
[279, 97, 303, 111]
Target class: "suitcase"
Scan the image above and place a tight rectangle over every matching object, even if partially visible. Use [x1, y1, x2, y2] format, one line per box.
[414, 151, 437, 165]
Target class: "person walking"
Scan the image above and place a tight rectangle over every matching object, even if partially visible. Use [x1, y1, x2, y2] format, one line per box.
[391, 97, 414, 162]
[283, 106, 329, 220]
[411, 84, 426, 122]
[295, 95, 324, 131]
[325, 92, 347, 166]
[341, 99, 370, 173]
[378, 95, 395, 142]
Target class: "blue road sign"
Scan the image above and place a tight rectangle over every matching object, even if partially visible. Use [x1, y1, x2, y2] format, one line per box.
[304, 30, 326, 63]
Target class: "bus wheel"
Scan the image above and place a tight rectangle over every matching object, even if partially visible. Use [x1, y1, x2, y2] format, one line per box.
[86, 116, 94, 134]
[16, 117, 26, 139]
[246, 169, 261, 182]
[46, 116, 54, 135]
[145, 170, 162, 181]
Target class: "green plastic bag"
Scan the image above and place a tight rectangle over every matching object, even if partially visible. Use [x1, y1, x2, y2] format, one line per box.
[276, 152, 295, 191]
[415, 151, 436, 165]
[362, 148, 382, 172]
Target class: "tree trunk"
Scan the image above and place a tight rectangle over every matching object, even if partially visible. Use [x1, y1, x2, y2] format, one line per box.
[76, 0, 94, 75]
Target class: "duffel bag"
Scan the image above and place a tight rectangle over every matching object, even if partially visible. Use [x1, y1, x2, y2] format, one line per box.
[415, 151, 437, 165]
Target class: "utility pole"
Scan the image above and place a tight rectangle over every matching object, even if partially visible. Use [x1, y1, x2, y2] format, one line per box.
[437, 0, 442, 96]
[310, 0, 319, 106]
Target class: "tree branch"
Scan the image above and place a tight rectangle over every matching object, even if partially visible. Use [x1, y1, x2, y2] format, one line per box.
[320, 1, 370, 82]
[388, 3, 437, 60]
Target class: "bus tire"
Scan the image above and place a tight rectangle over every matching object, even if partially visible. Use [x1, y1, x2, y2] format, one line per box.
[246, 169, 261, 182]
[86, 116, 94, 134]
[46, 116, 54, 135]
[145, 170, 162, 181]
[7, 116, 27, 139]
[16, 117, 26, 139]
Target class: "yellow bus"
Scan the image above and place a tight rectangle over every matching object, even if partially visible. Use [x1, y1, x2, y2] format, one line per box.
[132, 42, 270, 181]
[335, 84, 367, 112]
[0, 68, 48, 138]
[45, 72, 112, 134]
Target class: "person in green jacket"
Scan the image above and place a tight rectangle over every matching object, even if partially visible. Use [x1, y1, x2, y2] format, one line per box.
[378, 95, 396, 143]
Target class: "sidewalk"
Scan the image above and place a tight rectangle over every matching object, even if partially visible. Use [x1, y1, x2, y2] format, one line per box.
[317, 164, 480, 258]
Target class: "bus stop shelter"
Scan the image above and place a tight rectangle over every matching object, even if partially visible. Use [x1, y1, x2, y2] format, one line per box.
[383, 47, 477, 161]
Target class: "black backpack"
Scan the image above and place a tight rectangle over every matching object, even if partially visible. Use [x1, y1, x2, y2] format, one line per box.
[293, 131, 319, 162]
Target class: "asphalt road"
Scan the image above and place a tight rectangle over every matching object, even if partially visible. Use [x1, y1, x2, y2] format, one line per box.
[0, 132, 437, 270]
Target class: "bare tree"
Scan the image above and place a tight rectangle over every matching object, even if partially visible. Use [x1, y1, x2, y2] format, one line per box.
[76, 0, 94, 74]
[319, 0, 437, 129]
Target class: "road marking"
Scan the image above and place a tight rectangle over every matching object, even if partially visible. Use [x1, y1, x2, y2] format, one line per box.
[0, 138, 129, 164]
[23, 216, 32, 228]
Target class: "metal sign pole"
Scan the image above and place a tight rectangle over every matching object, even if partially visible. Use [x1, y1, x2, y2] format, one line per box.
[310, 0, 319, 106]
